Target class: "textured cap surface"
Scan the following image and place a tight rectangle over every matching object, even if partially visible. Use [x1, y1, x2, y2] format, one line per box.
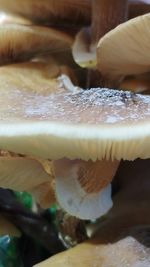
[0, 69, 150, 161]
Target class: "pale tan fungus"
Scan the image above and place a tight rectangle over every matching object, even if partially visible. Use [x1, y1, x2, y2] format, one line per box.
[0, 156, 54, 208]
[0, 70, 149, 218]
[97, 13, 150, 80]
[34, 235, 150, 267]
[0, 24, 73, 65]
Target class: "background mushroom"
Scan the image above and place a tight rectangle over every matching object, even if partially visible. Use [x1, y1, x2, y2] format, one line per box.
[0, 23, 74, 65]
[97, 13, 150, 86]
[0, 0, 91, 29]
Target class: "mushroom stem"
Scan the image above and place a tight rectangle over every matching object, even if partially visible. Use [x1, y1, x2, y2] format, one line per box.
[91, 0, 128, 44]
[53, 158, 119, 220]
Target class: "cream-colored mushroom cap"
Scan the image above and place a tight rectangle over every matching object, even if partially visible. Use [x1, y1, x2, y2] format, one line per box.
[97, 13, 150, 78]
[1, 66, 150, 219]
[0, 73, 150, 161]
[0, 24, 73, 65]
[34, 235, 150, 267]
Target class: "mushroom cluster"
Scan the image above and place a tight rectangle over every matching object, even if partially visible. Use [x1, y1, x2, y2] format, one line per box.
[0, 1, 149, 266]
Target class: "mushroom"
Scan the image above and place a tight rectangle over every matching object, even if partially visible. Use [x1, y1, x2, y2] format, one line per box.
[34, 233, 150, 267]
[0, 60, 79, 92]
[0, 0, 91, 27]
[0, 156, 55, 208]
[0, 69, 150, 219]
[0, 21, 85, 85]
[0, 62, 75, 208]
[0, 23, 73, 65]
[33, 159, 150, 267]
[97, 13, 150, 83]
[72, 0, 128, 68]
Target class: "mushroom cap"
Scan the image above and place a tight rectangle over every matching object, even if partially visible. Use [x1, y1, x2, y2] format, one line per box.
[97, 13, 150, 78]
[34, 234, 150, 267]
[0, 157, 51, 192]
[0, 0, 91, 25]
[0, 23, 73, 65]
[0, 67, 150, 161]
[0, 154, 55, 208]
[0, 61, 62, 91]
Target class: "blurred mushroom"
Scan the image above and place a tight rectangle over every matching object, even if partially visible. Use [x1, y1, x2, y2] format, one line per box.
[73, 0, 128, 68]
[0, 23, 73, 65]
[0, 0, 91, 27]
[0, 60, 78, 92]
[97, 13, 150, 85]
[0, 22, 85, 85]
